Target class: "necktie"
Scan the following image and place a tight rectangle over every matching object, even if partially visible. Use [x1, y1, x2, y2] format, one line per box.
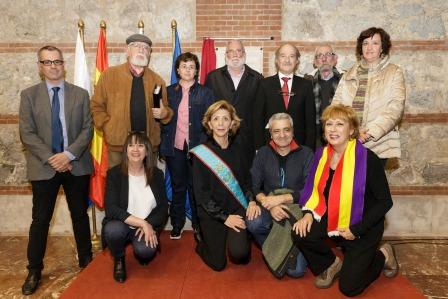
[51, 87, 63, 153]
[281, 77, 290, 109]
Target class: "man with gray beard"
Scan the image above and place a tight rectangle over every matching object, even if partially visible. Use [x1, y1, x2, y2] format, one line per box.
[304, 44, 342, 148]
[91, 34, 173, 167]
[205, 40, 263, 163]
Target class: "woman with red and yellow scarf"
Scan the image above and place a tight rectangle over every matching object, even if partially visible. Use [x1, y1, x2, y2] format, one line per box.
[292, 104, 398, 297]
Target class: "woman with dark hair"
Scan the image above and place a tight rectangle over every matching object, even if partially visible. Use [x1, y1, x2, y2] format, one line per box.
[160, 52, 215, 240]
[333, 27, 406, 166]
[191, 100, 257, 271]
[102, 132, 168, 283]
[292, 104, 398, 296]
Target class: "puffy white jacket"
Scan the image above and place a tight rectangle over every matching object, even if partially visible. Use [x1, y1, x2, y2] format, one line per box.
[333, 56, 406, 158]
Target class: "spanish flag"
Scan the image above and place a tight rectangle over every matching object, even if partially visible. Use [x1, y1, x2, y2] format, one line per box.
[89, 26, 109, 208]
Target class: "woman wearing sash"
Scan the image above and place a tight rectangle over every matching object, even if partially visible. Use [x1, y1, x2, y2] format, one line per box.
[191, 100, 258, 271]
[102, 132, 168, 283]
[292, 104, 398, 296]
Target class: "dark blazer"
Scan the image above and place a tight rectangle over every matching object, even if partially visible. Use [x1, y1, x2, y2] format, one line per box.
[205, 64, 263, 140]
[19, 81, 93, 181]
[160, 81, 215, 156]
[253, 75, 316, 151]
[103, 166, 168, 232]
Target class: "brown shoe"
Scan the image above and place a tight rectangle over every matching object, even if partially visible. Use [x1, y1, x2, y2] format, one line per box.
[315, 256, 342, 289]
[381, 243, 398, 278]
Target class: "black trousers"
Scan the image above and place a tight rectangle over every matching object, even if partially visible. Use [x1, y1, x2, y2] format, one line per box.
[27, 173, 92, 272]
[103, 220, 158, 261]
[196, 206, 250, 271]
[292, 215, 385, 297]
[166, 146, 198, 229]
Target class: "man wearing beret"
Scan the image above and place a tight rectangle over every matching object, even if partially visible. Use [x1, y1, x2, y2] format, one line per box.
[91, 33, 173, 167]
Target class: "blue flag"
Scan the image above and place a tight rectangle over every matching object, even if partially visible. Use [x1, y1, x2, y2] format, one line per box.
[170, 29, 182, 84]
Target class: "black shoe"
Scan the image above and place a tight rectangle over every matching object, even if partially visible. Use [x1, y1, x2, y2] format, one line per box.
[79, 255, 93, 268]
[21, 271, 41, 295]
[113, 257, 126, 283]
[170, 228, 182, 240]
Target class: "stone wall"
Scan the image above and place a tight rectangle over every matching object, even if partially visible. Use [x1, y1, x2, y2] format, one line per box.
[0, 0, 447, 236]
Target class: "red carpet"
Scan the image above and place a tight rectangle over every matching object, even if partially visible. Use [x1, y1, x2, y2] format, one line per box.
[61, 232, 424, 299]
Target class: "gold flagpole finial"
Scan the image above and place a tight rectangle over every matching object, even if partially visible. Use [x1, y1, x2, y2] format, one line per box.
[78, 19, 85, 44]
[138, 20, 144, 34]
[78, 19, 85, 30]
[171, 19, 177, 30]
[100, 20, 106, 30]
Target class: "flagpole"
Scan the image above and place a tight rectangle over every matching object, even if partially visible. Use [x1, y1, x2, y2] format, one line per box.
[138, 20, 144, 34]
[171, 19, 177, 52]
[83, 19, 100, 251]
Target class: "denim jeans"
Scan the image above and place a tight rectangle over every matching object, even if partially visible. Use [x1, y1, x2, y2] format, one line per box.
[246, 207, 307, 277]
[103, 220, 157, 260]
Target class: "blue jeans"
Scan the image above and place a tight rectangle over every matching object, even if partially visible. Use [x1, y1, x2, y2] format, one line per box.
[103, 220, 157, 260]
[246, 207, 307, 277]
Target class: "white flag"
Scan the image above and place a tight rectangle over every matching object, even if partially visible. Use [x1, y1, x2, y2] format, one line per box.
[74, 31, 91, 96]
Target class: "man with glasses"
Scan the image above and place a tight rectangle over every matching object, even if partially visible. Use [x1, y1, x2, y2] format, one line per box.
[91, 33, 173, 167]
[19, 45, 93, 295]
[304, 45, 342, 148]
[205, 40, 262, 163]
[254, 43, 316, 151]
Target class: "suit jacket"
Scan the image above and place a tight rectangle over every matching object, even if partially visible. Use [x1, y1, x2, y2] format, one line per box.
[103, 166, 168, 232]
[253, 74, 316, 150]
[205, 65, 263, 140]
[19, 81, 93, 181]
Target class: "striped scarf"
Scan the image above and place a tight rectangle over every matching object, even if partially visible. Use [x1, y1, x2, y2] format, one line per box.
[299, 139, 367, 236]
[352, 66, 368, 123]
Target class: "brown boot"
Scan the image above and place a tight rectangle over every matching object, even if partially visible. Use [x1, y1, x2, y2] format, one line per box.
[315, 256, 342, 289]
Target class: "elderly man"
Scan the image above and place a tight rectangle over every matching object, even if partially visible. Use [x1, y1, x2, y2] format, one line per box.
[254, 43, 316, 151]
[91, 33, 173, 167]
[205, 40, 262, 162]
[19, 45, 93, 295]
[305, 44, 342, 148]
[246, 113, 313, 277]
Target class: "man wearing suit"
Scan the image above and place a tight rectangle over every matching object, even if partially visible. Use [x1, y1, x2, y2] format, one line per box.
[19, 45, 93, 295]
[205, 40, 263, 162]
[253, 43, 316, 151]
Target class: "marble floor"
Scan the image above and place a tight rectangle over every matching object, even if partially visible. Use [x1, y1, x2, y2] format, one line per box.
[0, 236, 446, 298]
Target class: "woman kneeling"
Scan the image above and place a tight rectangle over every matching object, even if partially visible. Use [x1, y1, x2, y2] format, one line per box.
[292, 104, 398, 296]
[102, 132, 168, 283]
[191, 100, 255, 271]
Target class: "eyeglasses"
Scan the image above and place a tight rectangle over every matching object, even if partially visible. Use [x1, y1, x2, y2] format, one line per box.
[226, 49, 244, 56]
[315, 52, 335, 59]
[129, 42, 151, 52]
[39, 60, 64, 66]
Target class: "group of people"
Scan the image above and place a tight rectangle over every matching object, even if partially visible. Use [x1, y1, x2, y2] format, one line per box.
[19, 26, 405, 297]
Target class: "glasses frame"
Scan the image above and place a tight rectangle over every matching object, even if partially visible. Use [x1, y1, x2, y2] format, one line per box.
[39, 60, 64, 66]
[315, 52, 336, 59]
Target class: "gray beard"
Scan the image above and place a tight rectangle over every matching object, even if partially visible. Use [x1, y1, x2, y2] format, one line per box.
[130, 55, 149, 67]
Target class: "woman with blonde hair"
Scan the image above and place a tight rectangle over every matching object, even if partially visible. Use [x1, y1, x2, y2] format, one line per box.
[191, 100, 258, 271]
[292, 104, 398, 296]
